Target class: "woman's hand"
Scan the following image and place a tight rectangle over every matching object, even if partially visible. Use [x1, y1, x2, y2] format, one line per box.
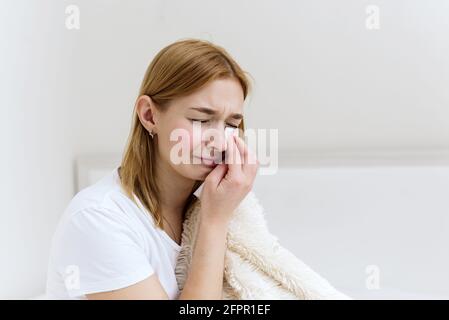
[199, 134, 259, 225]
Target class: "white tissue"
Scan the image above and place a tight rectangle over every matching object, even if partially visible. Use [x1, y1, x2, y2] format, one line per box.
[193, 183, 204, 198]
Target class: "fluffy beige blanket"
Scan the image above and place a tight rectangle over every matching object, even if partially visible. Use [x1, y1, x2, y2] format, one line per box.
[175, 191, 351, 299]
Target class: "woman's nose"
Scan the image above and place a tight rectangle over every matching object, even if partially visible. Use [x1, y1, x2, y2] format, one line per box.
[205, 128, 227, 154]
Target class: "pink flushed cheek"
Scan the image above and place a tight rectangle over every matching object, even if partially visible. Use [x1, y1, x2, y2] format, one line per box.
[169, 125, 196, 163]
[171, 126, 200, 162]
[180, 130, 195, 161]
[190, 128, 204, 157]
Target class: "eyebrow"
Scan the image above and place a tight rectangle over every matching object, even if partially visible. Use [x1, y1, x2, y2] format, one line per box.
[190, 107, 243, 120]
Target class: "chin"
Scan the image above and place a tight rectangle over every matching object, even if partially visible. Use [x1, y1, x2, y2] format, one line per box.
[192, 164, 215, 180]
[176, 164, 214, 181]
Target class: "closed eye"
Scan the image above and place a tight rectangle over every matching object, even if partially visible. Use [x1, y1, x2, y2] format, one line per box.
[189, 118, 239, 128]
[189, 118, 209, 123]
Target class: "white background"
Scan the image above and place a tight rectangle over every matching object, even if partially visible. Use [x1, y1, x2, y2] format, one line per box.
[1, 0, 448, 298]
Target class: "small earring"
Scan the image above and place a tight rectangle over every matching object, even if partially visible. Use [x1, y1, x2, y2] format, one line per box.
[149, 130, 154, 138]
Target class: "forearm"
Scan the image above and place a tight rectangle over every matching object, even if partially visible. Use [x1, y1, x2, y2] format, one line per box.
[178, 214, 229, 300]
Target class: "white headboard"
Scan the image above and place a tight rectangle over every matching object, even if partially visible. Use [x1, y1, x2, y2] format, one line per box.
[75, 153, 122, 192]
[253, 149, 449, 299]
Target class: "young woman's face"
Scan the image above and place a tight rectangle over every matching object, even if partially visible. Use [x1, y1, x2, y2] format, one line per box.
[141, 78, 245, 181]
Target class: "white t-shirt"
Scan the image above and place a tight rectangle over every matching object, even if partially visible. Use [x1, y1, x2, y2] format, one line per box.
[45, 166, 183, 299]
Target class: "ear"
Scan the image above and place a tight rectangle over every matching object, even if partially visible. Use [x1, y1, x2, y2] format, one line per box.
[136, 95, 159, 133]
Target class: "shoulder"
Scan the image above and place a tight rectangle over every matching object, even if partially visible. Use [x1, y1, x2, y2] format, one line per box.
[55, 181, 143, 248]
[50, 202, 148, 275]
[66, 178, 129, 216]
[51, 168, 154, 258]
[63, 168, 139, 228]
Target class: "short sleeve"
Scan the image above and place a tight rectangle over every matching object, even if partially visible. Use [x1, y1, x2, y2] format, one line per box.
[53, 206, 155, 297]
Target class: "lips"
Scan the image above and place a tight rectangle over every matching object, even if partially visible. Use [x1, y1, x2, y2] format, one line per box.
[194, 156, 218, 166]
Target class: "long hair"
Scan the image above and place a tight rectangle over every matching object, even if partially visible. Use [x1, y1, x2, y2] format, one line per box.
[119, 38, 252, 229]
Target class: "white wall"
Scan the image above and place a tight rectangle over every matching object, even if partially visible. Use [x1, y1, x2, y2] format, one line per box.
[0, 1, 75, 298]
[1, 0, 449, 298]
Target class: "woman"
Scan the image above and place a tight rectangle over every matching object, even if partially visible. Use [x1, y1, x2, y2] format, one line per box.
[45, 39, 259, 299]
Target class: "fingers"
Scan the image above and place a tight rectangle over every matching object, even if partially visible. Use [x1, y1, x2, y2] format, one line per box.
[226, 133, 243, 177]
[233, 135, 247, 164]
[205, 163, 228, 188]
[233, 135, 259, 175]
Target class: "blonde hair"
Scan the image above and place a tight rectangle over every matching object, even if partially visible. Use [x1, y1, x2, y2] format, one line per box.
[119, 38, 252, 228]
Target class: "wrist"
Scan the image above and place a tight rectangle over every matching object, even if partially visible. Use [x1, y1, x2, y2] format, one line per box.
[199, 211, 231, 230]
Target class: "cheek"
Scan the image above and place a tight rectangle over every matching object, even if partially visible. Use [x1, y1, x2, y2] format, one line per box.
[167, 121, 198, 157]
[190, 127, 203, 151]
[187, 122, 205, 153]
